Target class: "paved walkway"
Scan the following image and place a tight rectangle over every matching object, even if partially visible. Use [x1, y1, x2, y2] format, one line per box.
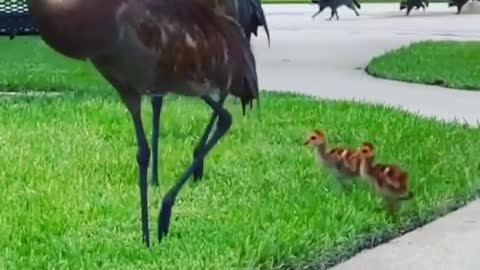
[253, 2, 480, 125]
[252, 3, 480, 270]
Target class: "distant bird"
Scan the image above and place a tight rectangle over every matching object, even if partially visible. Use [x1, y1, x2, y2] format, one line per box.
[448, 0, 470, 14]
[26, 0, 259, 248]
[399, 0, 429, 16]
[311, 0, 361, 21]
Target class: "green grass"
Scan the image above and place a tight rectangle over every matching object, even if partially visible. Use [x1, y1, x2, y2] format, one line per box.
[0, 38, 108, 93]
[1, 38, 480, 269]
[367, 40, 480, 91]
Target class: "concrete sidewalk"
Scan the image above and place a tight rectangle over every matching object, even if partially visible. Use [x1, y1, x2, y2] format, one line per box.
[252, 3, 480, 270]
[253, 3, 480, 125]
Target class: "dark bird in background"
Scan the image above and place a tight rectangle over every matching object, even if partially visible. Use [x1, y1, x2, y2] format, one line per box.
[26, 0, 259, 248]
[311, 0, 361, 21]
[448, 0, 470, 14]
[400, 0, 429, 15]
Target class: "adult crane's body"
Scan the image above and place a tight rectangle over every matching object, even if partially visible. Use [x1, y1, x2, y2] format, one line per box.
[28, 0, 257, 100]
[26, 0, 259, 247]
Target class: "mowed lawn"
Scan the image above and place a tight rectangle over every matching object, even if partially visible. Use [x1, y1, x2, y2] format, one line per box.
[367, 40, 480, 91]
[1, 38, 480, 269]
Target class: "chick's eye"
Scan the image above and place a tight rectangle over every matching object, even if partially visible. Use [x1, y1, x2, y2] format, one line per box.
[362, 149, 368, 153]
[310, 136, 316, 140]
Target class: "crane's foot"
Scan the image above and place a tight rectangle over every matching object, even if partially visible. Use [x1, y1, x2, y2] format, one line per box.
[192, 160, 204, 181]
[192, 147, 205, 181]
[158, 194, 174, 242]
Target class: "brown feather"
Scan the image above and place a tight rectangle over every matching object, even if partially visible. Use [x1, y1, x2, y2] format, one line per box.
[28, 0, 258, 106]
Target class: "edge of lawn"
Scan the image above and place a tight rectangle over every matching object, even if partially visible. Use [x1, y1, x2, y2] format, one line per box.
[269, 91, 480, 270]
[365, 41, 480, 92]
[365, 66, 480, 92]
[364, 65, 479, 92]
[296, 191, 480, 270]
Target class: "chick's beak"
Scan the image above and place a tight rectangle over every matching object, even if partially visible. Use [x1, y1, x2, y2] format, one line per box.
[303, 139, 310, 145]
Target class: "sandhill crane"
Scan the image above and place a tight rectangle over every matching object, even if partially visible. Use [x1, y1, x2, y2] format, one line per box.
[448, 0, 469, 14]
[26, 0, 260, 248]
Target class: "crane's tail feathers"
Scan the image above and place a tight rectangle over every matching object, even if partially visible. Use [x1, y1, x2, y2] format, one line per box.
[241, 42, 260, 117]
[221, 13, 260, 117]
[250, 0, 271, 47]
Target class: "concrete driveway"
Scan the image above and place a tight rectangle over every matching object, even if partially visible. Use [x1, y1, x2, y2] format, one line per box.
[251, 3, 480, 270]
[252, 2, 480, 125]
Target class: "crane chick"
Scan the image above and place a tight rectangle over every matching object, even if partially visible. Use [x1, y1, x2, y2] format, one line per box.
[304, 130, 361, 190]
[355, 142, 414, 217]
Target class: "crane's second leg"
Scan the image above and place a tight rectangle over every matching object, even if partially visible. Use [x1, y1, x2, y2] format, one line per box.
[90, 62, 151, 247]
[192, 114, 217, 182]
[150, 96, 163, 187]
[158, 95, 232, 241]
[192, 94, 227, 181]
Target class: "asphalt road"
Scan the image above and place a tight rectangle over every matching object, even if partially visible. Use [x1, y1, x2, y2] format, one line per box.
[252, 2, 480, 126]
[252, 3, 480, 270]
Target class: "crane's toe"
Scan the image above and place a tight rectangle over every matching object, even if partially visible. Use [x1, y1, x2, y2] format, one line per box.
[158, 194, 175, 242]
[192, 147, 206, 182]
[192, 160, 205, 182]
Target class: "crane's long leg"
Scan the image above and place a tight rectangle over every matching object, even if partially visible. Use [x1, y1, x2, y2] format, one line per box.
[192, 94, 227, 181]
[191, 115, 216, 181]
[119, 92, 151, 248]
[150, 96, 164, 187]
[158, 94, 232, 241]
[130, 105, 151, 248]
[328, 9, 335, 21]
[91, 63, 151, 247]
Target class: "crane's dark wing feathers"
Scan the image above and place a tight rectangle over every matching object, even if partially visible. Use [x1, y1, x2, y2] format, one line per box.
[133, 0, 259, 112]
